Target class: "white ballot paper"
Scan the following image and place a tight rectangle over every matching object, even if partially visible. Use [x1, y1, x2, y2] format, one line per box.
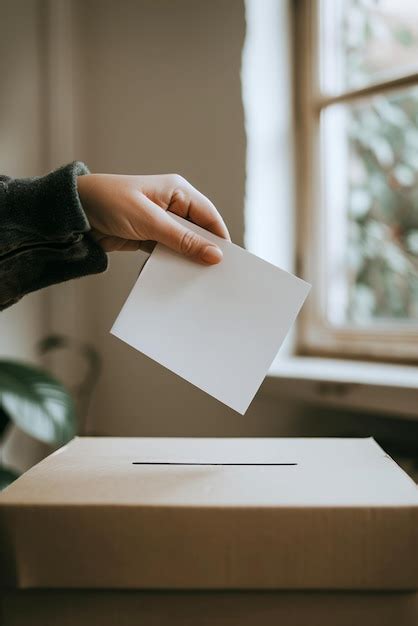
[111, 215, 310, 414]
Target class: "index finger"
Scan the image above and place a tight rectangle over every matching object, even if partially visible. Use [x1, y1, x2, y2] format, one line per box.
[169, 183, 231, 241]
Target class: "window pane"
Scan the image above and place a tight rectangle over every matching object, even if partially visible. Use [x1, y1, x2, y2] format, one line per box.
[322, 86, 418, 326]
[321, 0, 418, 93]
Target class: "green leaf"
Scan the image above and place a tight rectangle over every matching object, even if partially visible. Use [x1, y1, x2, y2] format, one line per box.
[0, 361, 77, 445]
[0, 467, 20, 491]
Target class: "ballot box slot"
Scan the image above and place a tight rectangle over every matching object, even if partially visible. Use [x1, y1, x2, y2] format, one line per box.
[132, 462, 298, 466]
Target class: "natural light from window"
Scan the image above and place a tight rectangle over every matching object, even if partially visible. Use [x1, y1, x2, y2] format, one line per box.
[321, 0, 418, 328]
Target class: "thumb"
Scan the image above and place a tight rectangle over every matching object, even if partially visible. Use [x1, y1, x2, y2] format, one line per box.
[154, 211, 224, 265]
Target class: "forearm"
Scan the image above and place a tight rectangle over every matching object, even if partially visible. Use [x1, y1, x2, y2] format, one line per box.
[0, 162, 107, 310]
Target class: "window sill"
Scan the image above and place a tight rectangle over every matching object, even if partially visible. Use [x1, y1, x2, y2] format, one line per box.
[265, 356, 418, 420]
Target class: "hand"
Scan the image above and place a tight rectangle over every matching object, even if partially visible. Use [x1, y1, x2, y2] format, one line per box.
[77, 173, 230, 265]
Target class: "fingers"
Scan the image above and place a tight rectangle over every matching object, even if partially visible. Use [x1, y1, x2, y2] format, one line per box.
[138, 240, 157, 255]
[99, 236, 141, 252]
[151, 210, 223, 265]
[167, 179, 231, 241]
[189, 189, 230, 241]
[120, 240, 142, 252]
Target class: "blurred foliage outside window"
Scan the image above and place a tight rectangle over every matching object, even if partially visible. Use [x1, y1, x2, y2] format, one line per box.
[321, 0, 418, 325]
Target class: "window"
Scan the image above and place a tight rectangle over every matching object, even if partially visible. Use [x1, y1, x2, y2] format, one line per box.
[295, 0, 418, 361]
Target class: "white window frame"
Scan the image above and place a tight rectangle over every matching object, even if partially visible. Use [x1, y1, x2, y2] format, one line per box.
[294, 0, 418, 363]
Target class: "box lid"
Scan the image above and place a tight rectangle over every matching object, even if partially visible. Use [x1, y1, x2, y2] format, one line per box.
[1, 437, 417, 590]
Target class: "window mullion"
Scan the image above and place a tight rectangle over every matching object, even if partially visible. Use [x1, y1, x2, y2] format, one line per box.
[316, 71, 418, 111]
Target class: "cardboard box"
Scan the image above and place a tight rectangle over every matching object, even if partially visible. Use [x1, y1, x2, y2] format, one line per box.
[1, 437, 417, 624]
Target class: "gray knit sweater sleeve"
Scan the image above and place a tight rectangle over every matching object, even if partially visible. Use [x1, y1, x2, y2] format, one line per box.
[0, 161, 108, 310]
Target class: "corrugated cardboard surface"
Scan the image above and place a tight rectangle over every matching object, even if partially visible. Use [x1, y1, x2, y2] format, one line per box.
[1, 590, 418, 626]
[0, 437, 417, 590]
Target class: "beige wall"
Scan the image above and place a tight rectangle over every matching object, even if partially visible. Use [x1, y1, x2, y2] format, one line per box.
[0, 0, 47, 362]
[0, 0, 51, 471]
[0, 0, 304, 450]
[3, 0, 409, 446]
[66, 0, 301, 436]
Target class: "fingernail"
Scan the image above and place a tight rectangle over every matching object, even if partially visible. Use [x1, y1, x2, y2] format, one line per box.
[201, 245, 223, 265]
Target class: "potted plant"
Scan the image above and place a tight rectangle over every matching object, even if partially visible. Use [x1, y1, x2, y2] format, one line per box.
[0, 335, 100, 490]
